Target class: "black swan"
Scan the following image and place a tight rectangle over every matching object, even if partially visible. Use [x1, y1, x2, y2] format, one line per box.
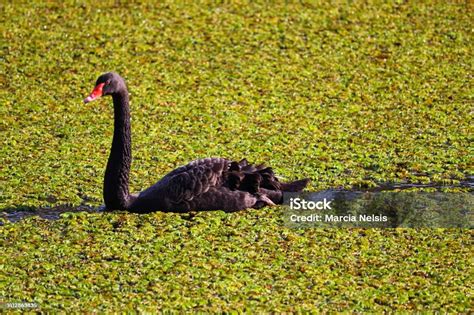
[84, 72, 309, 212]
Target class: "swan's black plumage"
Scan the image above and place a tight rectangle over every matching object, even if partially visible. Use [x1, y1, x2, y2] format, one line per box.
[84, 72, 309, 213]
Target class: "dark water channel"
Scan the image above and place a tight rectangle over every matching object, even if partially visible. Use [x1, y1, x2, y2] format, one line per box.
[2, 177, 473, 224]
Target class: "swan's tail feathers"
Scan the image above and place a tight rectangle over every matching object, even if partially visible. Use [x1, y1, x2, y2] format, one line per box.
[280, 178, 310, 192]
[240, 173, 262, 194]
[226, 159, 309, 194]
[227, 160, 282, 193]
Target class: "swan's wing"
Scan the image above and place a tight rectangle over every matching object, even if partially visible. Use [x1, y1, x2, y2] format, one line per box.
[133, 157, 309, 212]
[164, 158, 230, 204]
[164, 157, 287, 204]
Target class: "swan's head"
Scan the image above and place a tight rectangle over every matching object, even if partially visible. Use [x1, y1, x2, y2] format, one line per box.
[84, 72, 127, 103]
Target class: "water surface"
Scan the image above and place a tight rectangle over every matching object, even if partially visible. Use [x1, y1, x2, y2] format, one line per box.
[2, 178, 472, 223]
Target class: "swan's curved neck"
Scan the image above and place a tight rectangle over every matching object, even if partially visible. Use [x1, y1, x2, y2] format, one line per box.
[104, 89, 132, 210]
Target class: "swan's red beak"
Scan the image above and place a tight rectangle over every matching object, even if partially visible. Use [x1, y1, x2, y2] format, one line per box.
[84, 83, 105, 104]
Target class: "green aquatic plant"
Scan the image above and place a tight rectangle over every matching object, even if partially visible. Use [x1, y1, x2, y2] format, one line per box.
[0, 1, 472, 312]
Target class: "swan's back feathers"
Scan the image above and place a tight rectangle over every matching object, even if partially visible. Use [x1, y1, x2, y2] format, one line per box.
[161, 157, 227, 180]
[164, 158, 226, 203]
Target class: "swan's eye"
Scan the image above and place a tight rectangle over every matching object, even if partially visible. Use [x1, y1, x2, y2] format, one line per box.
[105, 80, 111, 86]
